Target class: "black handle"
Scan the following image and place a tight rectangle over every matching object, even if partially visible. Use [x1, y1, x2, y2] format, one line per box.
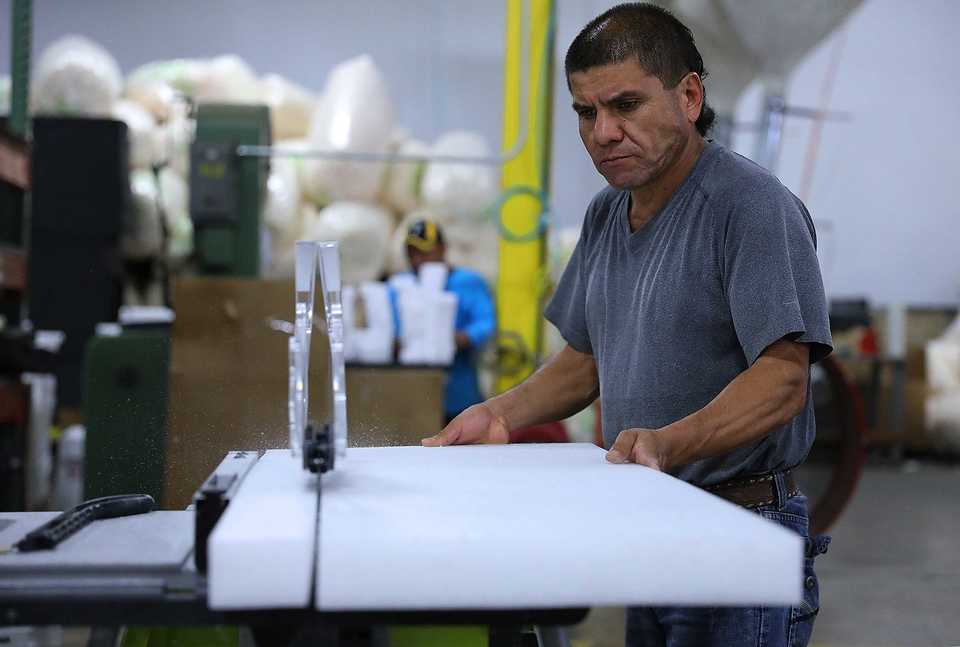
[15, 494, 155, 552]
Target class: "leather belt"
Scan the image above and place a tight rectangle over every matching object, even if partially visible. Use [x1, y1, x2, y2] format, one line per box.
[704, 471, 798, 509]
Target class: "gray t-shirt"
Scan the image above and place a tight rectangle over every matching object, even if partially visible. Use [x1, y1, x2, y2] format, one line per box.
[545, 142, 832, 486]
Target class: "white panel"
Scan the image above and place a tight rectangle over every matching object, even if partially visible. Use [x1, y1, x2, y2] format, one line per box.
[208, 450, 318, 609]
[317, 444, 802, 610]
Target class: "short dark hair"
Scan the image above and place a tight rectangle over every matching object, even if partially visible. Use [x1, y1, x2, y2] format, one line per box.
[565, 2, 716, 137]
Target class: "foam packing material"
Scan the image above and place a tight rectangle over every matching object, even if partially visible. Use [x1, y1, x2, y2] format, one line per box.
[126, 59, 208, 100]
[31, 35, 122, 117]
[343, 282, 394, 364]
[264, 157, 301, 237]
[381, 135, 428, 215]
[261, 74, 316, 140]
[113, 100, 162, 169]
[157, 168, 193, 265]
[302, 202, 393, 285]
[421, 131, 499, 224]
[317, 444, 802, 610]
[194, 55, 261, 105]
[122, 170, 164, 260]
[303, 55, 395, 203]
[207, 450, 318, 610]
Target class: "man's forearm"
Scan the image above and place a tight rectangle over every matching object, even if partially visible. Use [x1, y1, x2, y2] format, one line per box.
[487, 345, 599, 431]
[655, 339, 809, 470]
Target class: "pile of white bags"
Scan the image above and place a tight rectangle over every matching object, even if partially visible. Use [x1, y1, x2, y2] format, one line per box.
[122, 170, 164, 260]
[113, 100, 163, 169]
[301, 202, 393, 285]
[421, 131, 498, 224]
[261, 74, 315, 140]
[392, 263, 458, 366]
[28, 36, 503, 291]
[302, 55, 396, 204]
[31, 36, 122, 117]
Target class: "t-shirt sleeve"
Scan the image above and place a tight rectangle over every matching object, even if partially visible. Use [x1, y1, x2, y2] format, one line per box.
[544, 208, 596, 355]
[722, 187, 833, 365]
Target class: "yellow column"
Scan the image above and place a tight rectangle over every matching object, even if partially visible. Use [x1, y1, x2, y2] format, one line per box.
[495, 0, 555, 393]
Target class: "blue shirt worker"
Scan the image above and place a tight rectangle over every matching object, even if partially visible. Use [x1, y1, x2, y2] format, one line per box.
[392, 219, 496, 423]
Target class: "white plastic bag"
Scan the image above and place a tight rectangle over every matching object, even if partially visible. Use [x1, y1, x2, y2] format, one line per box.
[127, 58, 208, 99]
[396, 269, 458, 366]
[421, 131, 499, 223]
[194, 55, 260, 104]
[114, 99, 162, 169]
[122, 170, 164, 259]
[264, 157, 301, 237]
[302, 202, 393, 285]
[343, 282, 394, 364]
[303, 55, 396, 203]
[381, 134, 428, 215]
[157, 168, 193, 265]
[261, 74, 315, 140]
[31, 35, 122, 117]
[160, 107, 194, 177]
[443, 221, 499, 286]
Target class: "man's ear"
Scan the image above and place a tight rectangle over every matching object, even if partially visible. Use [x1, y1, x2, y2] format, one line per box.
[678, 72, 704, 125]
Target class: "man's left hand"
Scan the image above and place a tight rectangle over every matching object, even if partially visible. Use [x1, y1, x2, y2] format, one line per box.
[606, 428, 669, 471]
[455, 332, 471, 350]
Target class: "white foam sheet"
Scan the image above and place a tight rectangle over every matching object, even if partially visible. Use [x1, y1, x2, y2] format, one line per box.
[208, 450, 318, 609]
[317, 444, 802, 610]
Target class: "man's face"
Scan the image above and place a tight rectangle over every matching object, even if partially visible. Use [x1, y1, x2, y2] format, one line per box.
[407, 245, 445, 274]
[569, 59, 698, 191]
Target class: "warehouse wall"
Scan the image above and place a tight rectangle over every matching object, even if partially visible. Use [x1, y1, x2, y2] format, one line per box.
[2, 0, 958, 306]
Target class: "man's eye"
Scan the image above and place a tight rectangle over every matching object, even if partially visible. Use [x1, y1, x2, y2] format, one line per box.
[577, 109, 596, 120]
[618, 100, 640, 112]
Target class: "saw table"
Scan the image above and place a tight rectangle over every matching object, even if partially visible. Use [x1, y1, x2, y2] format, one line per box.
[0, 241, 803, 645]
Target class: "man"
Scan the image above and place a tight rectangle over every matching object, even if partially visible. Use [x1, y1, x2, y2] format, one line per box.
[393, 219, 495, 423]
[422, 4, 832, 646]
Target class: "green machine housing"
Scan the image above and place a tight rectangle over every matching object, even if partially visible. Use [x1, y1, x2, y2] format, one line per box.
[190, 104, 271, 277]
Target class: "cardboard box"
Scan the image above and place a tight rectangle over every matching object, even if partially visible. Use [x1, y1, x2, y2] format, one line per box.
[163, 278, 444, 508]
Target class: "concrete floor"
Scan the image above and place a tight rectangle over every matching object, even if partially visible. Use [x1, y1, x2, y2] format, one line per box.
[569, 460, 960, 647]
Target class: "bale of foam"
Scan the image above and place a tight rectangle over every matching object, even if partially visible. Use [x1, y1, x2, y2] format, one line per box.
[159, 107, 194, 177]
[113, 100, 163, 169]
[381, 133, 428, 215]
[123, 170, 164, 260]
[157, 168, 193, 265]
[264, 157, 301, 239]
[302, 202, 393, 285]
[31, 35, 122, 117]
[126, 58, 208, 99]
[261, 74, 315, 140]
[194, 55, 260, 104]
[303, 55, 395, 203]
[421, 131, 498, 224]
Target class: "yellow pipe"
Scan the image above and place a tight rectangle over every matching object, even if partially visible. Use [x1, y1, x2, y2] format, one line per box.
[496, 0, 554, 393]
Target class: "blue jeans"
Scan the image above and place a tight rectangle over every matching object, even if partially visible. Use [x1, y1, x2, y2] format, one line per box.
[625, 478, 831, 647]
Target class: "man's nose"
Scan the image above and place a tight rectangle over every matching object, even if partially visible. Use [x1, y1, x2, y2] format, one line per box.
[594, 110, 623, 146]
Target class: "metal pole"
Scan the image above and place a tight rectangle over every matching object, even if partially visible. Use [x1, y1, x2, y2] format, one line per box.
[755, 94, 786, 173]
[9, 0, 32, 138]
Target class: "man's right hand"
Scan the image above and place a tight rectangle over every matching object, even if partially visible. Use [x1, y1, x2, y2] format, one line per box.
[421, 402, 510, 446]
